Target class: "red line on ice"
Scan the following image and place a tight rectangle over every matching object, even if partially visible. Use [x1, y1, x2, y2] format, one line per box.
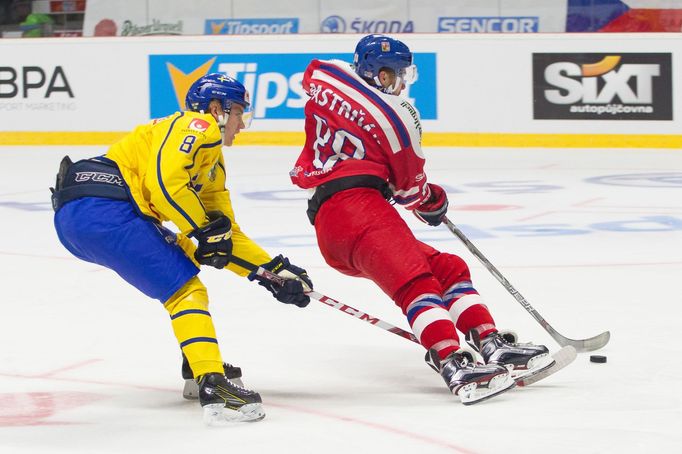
[0, 370, 477, 453]
[36, 359, 103, 378]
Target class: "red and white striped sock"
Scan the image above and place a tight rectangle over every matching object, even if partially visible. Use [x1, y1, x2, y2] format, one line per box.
[404, 293, 460, 360]
[444, 281, 497, 339]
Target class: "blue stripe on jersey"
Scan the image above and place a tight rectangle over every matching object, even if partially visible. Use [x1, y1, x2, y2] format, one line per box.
[188, 186, 207, 210]
[185, 140, 222, 170]
[156, 112, 200, 231]
[199, 140, 222, 150]
[393, 193, 421, 205]
[170, 309, 211, 320]
[180, 337, 218, 348]
[319, 63, 410, 150]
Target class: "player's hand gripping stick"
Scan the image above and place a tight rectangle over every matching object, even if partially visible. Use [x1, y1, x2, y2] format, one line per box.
[248, 255, 312, 308]
[189, 211, 233, 269]
[414, 183, 449, 226]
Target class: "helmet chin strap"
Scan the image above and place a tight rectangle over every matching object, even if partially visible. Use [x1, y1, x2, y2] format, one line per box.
[217, 114, 227, 132]
[198, 107, 229, 132]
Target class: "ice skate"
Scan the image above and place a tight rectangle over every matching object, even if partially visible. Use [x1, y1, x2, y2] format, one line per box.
[468, 330, 555, 382]
[427, 349, 515, 405]
[181, 355, 245, 399]
[197, 373, 265, 425]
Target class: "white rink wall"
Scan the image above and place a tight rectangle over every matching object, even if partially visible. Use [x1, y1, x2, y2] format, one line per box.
[0, 33, 680, 145]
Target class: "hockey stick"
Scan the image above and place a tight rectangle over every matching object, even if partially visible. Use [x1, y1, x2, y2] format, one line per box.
[229, 255, 420, 344]
[442, 216, 610, 352]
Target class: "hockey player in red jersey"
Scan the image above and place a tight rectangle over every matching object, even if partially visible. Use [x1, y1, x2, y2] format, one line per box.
[291, 34, 554, 404]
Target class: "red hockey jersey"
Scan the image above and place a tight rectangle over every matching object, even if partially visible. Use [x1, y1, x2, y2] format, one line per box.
[290, 59, 431, 209]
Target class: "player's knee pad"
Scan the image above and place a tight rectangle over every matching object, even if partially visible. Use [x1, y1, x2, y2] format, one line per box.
[432, 252, 472, 287]
[164, 276, 209, 315]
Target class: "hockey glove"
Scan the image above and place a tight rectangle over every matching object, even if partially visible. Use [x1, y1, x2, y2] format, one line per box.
[414, 183, 449, 226]
[189, 211, 233, 269]
[248, 255, 312, 308]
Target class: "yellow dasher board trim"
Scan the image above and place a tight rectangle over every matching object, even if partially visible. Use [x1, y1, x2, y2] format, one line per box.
[0, 132, 128, 146]
[1, 131, 681, 148]
[421, 133, 682, 149]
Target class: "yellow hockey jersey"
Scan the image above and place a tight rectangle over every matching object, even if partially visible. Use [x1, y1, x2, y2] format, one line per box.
[106, 110, 271, 276]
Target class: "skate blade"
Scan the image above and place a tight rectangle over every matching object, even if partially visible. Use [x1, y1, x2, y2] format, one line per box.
[203, 403, 265, 426]
[509, 353, 555, 381]
[183, 378, 246, 400]
[517, 346, 577, 387]
[456, 373, 516, 405]
[183, 379, 199, 400]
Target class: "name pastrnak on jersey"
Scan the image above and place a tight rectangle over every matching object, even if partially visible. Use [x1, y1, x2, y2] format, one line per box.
[106, 111, 270, 275]
[291, 59, 430, 209]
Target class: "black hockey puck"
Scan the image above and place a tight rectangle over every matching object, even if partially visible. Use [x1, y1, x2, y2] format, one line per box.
[590, 355, 607, 363]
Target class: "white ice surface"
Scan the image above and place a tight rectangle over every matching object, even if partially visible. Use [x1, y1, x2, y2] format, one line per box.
[0, 146, 681, 454]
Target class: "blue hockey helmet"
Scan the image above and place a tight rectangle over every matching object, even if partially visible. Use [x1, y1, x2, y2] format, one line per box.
[185, 73, 252, 127]
[353, 34, 417, 93]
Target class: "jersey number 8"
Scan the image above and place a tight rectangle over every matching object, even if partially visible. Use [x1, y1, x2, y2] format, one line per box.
[179, 135, 197, 154]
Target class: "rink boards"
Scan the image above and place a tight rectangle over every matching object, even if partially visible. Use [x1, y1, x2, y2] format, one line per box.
[0, 33, 681, 147]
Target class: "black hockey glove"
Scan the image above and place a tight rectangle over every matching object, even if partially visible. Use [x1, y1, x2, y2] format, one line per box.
[188, 211, 233, 269]
[247, 255, 312, 308]
[414, 183, 449, 226]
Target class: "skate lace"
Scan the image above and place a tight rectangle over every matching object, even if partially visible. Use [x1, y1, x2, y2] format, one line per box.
[496, 334, 517, 347]
[449, 353, 471, 369]
[199, 373, 254, 396]
[497, 333, 535, 348]
[226, 378, 252, 394]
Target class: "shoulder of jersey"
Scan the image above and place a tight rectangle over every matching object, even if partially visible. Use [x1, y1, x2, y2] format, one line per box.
[319, 59, 400, 103]
[150, 111, 216, 131]
[306, 59, 357, 82]
[316, 59, 355, 78]
[169, 112, 221, 144]
[182, 111, 217, 132]
[149, 111, 211, 129]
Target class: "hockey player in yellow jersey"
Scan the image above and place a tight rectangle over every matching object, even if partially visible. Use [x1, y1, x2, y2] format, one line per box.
[51, 73, 312, 425]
